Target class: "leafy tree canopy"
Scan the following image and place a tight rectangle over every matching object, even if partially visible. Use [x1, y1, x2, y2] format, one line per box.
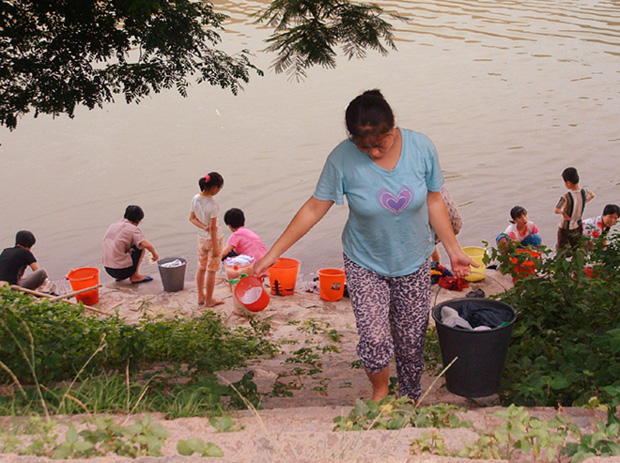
[0, 0, 405, 129]
[254, 0, 406, 79]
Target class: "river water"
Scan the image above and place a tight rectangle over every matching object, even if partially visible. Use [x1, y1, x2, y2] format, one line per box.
[1, 0, 619, 282]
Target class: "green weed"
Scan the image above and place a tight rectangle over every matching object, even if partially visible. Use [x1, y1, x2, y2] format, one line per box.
[411, 404, 580, 462]
[333, 397, 472, 431]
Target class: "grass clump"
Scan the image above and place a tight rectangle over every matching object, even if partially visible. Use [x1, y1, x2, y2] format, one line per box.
[0, 286, 278, 417]
[333, 396, 471, 431]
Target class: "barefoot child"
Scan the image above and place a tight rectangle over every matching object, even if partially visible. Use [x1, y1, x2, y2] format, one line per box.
[189, 172, 225, 307]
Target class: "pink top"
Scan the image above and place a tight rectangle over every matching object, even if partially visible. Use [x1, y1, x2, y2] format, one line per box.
[226, 227, 268, 261]
[503, 221, 539, 242]
[102, 219, 146, 268]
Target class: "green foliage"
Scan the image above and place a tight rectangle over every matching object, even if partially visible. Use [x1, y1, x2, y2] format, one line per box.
[423, 326, 441, 374]
[349, 359, 363, 369]
[562, 408, 620, 462]
[254, 0, 407, 79]
[0, 286, 276, 419]
[72, 415, 168, 458]
[409, 431, 450, 456]
[2, 414, 225, 459]
[0, 370, 265, 419]
[0, 287, 278, 386]
[411, 404, 472, 429]
[334, 397, 412, 431]
[0, 0, 262, 129]
[210, 415, 244, 433]
[411, 404, 579, 462]
[19, 417, 59, 456]
[489, 232, 620, 406]
[1, 0, 407, 127]
[271, 320, 341, 397]
[177, 437, 223, 457]
[294, 318, 343, 343]
[333, 397, 472, 431]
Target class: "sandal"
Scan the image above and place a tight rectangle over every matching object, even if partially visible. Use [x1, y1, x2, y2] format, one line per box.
[466, 288, 485, 298]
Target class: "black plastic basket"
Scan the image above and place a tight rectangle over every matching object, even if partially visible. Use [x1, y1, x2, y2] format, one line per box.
[432, 297, 516, 398]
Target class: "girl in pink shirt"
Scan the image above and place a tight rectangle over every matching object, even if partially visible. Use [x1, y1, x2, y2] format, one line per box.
[221, 208, 268, 262]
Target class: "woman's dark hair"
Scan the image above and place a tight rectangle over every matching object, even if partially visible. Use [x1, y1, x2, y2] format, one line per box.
[199, 172, 224, 192]
[124, 205, 145, 223]
[603, 204, 620, 216]
[562, 167, 579, 184]
[15, 230, 36, 248]
[345, 89, 394, 141]
[509, 206, 527, 222]
[224, 208, 245, 229]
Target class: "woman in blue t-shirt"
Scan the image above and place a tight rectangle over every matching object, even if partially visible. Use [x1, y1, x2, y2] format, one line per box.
[255, 90, 475, 403]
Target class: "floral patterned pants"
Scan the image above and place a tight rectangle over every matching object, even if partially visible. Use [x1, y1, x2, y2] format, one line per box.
[344, 254, 431, 400]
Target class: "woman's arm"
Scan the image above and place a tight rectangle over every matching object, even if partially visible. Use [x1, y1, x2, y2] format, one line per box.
[428, 190, 477, 277]
[254, 196, 334, 277]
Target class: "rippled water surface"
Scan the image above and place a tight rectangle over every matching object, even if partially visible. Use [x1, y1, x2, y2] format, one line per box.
[1, 0, 619, 280]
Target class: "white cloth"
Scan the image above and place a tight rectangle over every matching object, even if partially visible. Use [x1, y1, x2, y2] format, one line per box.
[440, 305, 473, 330]
[225, 255, 254, 266]
[160, 259, 185, 268]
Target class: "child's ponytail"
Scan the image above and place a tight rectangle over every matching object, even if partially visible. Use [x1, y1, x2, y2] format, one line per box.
[199, 172, 224, 192]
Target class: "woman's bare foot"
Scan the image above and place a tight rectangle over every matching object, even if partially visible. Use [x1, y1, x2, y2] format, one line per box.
[204, 299, 224, 308]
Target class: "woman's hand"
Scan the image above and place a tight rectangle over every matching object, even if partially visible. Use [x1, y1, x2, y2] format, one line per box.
[254, 197, 334, 279]
[448, 249, 479, 278]
[254, 253, 279, 279]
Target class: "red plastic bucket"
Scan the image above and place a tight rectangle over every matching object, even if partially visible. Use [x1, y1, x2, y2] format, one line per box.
[317, 268, 346, 301]
[234, 276, 270, 312]
[67, 267, 100, 305]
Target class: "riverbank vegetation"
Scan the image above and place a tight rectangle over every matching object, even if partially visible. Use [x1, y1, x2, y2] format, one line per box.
[490, 232, 620, 407]
[0, 233, 619, 459]
[0, 287, 277, 418]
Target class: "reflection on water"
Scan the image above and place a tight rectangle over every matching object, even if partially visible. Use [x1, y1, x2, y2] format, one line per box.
[1, 0, 619, 281]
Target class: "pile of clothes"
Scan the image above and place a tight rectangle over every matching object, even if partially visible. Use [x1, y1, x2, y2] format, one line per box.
[439, 301, 513, 331]
[432, 262, 470, 291]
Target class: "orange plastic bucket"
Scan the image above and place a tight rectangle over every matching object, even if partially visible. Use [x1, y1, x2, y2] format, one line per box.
[67, 267, 99, 305]
[234, 276, 270, 312]
[317, 268, 346, 301]
[268, 258, 300, 296]
[510, 249, 541, 281]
